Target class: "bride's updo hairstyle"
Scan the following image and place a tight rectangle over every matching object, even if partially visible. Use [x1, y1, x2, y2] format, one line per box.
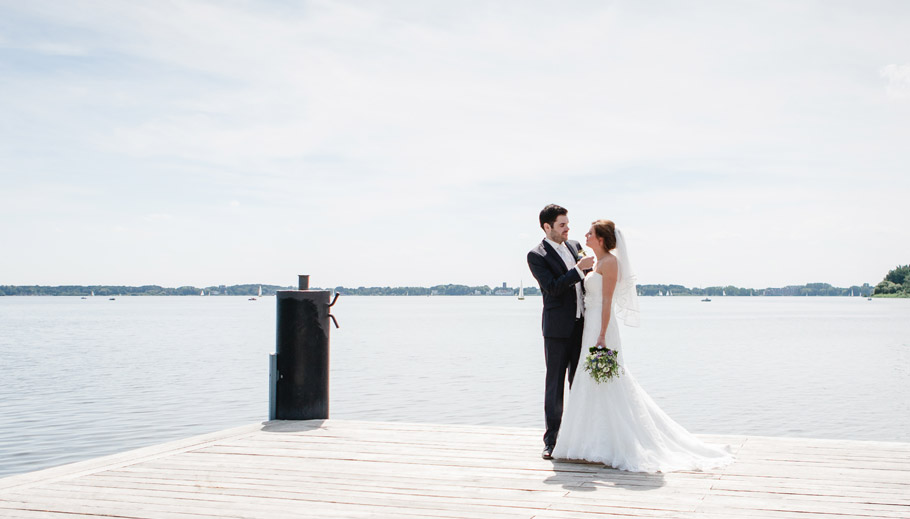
[591, 219, 617, 252]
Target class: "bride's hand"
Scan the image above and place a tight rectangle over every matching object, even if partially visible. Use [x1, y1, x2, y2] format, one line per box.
[595, 336, 606, 349]
[577, 256, 595, 271]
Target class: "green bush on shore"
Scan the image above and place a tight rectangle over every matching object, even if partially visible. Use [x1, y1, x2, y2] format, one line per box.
[873, 265, 910, 297]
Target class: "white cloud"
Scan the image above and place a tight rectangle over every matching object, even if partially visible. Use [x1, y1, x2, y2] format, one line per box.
[0, 40, 90, 56]
[144, 213, 174, 222]
[1, 1, 909, 287]
[881, 64, 910, 99]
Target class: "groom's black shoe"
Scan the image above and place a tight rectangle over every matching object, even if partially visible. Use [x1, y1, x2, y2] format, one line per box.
[542, 445, 554, 460]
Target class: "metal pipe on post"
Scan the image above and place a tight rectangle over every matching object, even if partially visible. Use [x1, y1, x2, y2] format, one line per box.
[271, 274, 339, 420]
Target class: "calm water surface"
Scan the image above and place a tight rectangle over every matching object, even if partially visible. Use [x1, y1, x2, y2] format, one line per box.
[1, 295, 908, 477]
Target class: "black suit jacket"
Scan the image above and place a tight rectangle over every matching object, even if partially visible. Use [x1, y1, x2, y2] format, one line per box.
[527, 239, 585, 339]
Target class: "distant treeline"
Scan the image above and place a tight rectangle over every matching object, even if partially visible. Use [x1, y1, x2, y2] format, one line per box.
[872, 265, 910, 297]
[635, 283, 874, 297]
[0, 284, 292, 297]
[329, 283, 877, 297]
[0, 282, 879, 297]
[329, 284, 515, 296]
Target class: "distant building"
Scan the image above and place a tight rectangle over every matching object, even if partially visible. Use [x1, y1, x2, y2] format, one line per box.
[494, 282, 513, 296]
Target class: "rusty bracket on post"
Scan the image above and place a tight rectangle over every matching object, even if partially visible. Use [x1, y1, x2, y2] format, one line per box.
[328, 292, 340, 328]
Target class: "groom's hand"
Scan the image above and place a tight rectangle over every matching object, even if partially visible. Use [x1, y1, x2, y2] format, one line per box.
[577, 256, 595, 271]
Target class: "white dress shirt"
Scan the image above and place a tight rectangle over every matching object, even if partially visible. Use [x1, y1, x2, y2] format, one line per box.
[545, 238, 584, 318]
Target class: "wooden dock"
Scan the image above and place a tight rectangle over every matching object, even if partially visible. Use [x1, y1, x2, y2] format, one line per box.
[1, 420, 908, 518]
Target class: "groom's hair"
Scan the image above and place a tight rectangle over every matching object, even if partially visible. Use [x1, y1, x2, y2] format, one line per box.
[539, 204, 568, 230]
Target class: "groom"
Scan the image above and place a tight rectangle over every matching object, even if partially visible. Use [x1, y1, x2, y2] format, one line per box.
[527, 204, 594, 459]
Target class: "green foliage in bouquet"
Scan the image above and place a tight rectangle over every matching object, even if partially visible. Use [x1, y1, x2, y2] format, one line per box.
[583, 345, 622, 383]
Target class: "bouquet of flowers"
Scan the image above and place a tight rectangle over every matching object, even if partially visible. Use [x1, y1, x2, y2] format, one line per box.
[583, 345, 622, 383]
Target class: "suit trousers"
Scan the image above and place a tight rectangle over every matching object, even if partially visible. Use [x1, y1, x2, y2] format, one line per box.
[543, 317, 585, 447]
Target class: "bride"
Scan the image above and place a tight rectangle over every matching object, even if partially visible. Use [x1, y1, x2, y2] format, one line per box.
[552, 220, 734, 473]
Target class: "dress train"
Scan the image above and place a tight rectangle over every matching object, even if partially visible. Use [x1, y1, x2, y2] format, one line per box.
[552, 272, 734, 473]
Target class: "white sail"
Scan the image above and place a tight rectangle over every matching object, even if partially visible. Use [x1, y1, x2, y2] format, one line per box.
[518, 281, 525, 300]
[258, 286, 263, 297]
[200, 290, 205, 296]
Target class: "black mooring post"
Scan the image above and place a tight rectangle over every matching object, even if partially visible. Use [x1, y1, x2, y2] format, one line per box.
[273, 275, 338, 420]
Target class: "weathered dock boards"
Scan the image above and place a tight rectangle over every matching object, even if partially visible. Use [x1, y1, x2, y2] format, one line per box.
[1, 420, 908, 518]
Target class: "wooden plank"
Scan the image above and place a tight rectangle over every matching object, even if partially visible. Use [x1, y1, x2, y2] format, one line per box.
[0, 510, 109, 519]
[0, 422, 264, 492]
[0, 487, 539, 519]
[39, 474, 715, 512]
[2, 419, 908, 519]
[102, 463, 712, 495]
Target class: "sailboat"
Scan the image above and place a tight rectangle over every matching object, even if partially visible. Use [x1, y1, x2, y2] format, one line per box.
[200, 290, 205, 296]
[249, 286, 261, 301]
[518, 281, 525, 301]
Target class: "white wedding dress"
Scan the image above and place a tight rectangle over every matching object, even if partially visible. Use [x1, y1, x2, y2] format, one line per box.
[552, 268, 734, 473]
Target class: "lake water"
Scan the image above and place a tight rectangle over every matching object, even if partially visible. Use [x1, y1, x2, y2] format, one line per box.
[1, 295, 908, 478]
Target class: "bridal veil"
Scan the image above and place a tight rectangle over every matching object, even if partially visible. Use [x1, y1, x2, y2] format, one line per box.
[612, 228, 640, 327]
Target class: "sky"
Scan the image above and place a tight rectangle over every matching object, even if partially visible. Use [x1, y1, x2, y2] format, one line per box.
[1, 0, 908, 290]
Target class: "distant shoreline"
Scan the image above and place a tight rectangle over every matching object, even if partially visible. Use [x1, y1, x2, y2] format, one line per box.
[0, 281, 879, 297]
[3, 294, 899, 298]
